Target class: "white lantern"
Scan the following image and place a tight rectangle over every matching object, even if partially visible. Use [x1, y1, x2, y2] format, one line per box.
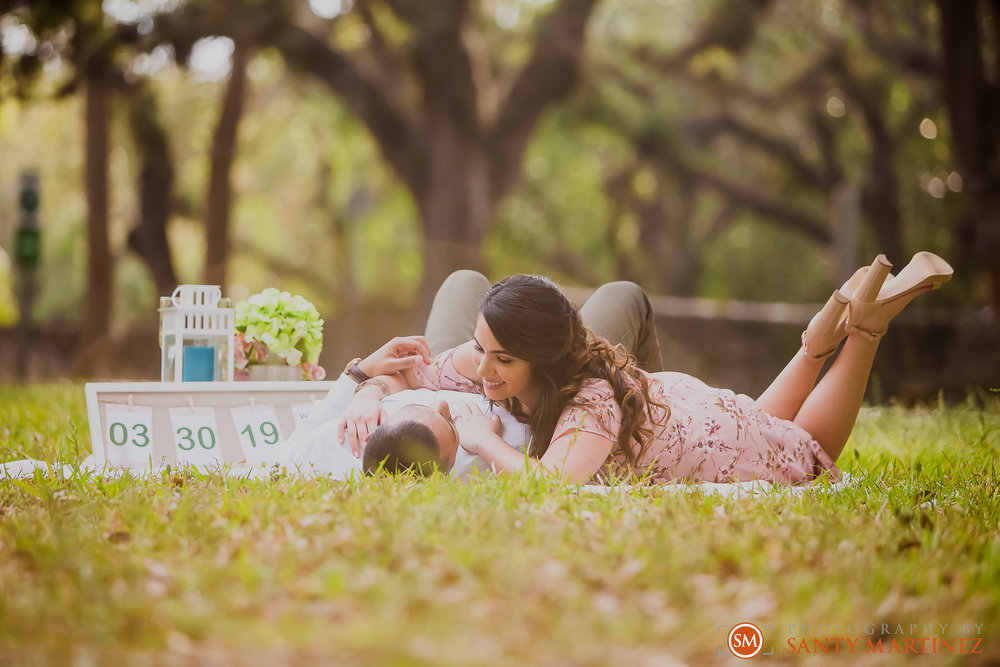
[159, 285, 235, 382]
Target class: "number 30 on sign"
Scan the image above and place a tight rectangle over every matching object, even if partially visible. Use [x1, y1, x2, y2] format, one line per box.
[104, 405, 154, 466]
[169, 407, 222, 467]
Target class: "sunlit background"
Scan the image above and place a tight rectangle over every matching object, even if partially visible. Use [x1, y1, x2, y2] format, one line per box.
[0, 0, 992, 385]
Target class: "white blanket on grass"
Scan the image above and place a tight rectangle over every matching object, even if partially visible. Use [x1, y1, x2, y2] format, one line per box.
[0, 457, 853, 497]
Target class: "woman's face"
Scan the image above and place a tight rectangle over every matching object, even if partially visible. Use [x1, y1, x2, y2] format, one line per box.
[472, 315, 539, 408]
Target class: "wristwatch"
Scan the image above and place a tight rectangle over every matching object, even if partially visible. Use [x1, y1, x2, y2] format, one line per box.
[343, 357, 370, 384]
[354, 378, 391, 397]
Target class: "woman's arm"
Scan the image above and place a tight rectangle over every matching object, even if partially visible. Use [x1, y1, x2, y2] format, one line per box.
[352, 336, 432, 380]
[361, 339, 482, 394]
[446, 340, 482, 383]
[337, 380, 404, 456]
[467, 430, 613, 483]
[337, 338, 483, 454]
[453, 403, 614, 483]
[538, 430, 616, 482]
[336, 336, 431, 455]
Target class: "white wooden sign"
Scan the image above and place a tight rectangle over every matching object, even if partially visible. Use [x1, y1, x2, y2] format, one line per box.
[84, 382, 335, 469]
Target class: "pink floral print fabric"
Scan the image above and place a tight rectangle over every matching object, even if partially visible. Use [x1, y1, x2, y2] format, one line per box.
[554, 374, 841, 485]
[413, 347, 482, 394]
[416, 349, 840, 485]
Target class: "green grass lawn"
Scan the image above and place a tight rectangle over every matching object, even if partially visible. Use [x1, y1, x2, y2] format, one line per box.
[1, 384, 998, 665]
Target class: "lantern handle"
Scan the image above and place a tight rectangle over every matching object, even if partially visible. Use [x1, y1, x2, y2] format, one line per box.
[171, 284, 222, 308]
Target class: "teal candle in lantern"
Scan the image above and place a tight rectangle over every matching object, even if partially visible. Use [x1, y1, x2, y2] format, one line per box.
[182, 346, 215, 381]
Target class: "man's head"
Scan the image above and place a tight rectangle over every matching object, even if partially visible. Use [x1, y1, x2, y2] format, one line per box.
[361, 400, 459, 476]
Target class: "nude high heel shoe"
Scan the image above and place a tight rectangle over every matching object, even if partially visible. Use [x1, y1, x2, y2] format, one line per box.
[846, 251, 953, 342]
[800, 265, 875, 359]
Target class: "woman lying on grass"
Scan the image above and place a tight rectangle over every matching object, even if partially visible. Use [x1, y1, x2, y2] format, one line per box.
[352, 252, 952, 484]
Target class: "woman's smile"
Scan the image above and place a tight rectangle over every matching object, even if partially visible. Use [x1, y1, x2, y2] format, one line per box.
[472, 315, 538, 405]
[482, 378, 505, 392]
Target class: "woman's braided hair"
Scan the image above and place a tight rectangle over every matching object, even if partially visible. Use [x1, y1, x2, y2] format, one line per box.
[480, 274, 667, 469]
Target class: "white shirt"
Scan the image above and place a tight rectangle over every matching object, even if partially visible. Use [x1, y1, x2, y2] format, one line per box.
[280, 375, 530, 479]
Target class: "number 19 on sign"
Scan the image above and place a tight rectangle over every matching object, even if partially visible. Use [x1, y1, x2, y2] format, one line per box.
[240, 420, 280, 448]
[230, 404, 284, 465]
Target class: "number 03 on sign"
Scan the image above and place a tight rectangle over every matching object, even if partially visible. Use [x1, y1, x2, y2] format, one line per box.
[104, 405, 155, 466]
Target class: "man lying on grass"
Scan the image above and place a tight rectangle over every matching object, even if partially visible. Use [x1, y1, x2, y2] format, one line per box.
[281, 336, 528, 479]
[281, 334, 528, 478]
[356, 395, 518, 476]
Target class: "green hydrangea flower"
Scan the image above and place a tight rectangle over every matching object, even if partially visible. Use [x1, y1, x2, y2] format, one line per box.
[234, 288, 324, 366]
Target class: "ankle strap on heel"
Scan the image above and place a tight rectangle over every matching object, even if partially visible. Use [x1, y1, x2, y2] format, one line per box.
[845, 322, 884, 342]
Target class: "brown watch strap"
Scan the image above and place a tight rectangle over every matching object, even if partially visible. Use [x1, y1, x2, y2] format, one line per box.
[343, 357, 370, 383]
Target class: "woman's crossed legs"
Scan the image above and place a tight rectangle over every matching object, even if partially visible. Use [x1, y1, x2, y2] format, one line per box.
[757, 252, 951, 461]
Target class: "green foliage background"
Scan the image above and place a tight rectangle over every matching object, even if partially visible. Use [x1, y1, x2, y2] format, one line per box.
[0, 0, 973, 334]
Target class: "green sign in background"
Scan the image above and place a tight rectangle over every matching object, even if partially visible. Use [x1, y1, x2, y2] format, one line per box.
[15, 228, 40, 266]
[20, 187, 39, 214]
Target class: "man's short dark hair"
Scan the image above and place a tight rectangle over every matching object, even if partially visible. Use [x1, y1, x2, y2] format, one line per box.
[362, 419, 445, 476]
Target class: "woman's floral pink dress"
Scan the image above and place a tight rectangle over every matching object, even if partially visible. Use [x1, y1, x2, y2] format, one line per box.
[417, 349, 840, 485]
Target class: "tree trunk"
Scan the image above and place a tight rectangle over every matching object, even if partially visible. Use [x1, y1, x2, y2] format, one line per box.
[414, 138, 493, 319]
[126, 83, 177, 298]
[860, 93, 904, 266]
[203, 46, 249, 289]
[968, 188, 1000, 309]
[861, 164, 904, 266]
[938, 0, 1000, 310]
[74, 71, 113, 376]
[250, 0, 597, 313]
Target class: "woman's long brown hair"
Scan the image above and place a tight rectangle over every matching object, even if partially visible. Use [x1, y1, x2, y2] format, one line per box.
[480, 274, 668, 470]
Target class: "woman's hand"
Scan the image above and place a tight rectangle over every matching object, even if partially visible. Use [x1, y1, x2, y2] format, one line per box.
[357, 336, 432, 379]
[336, 386, 388, 457]
[452, 402, 503, 455]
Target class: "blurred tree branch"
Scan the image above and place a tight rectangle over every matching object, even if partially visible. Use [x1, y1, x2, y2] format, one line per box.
[266, 19, 424, 192]
[683, 113, 831, 190]
[567, 0, 958, 296]
[154, 0, 599, 311]
[655, 149, 831, 244]
[629, 0, 775, 74]
[488, 0, 598, 203]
